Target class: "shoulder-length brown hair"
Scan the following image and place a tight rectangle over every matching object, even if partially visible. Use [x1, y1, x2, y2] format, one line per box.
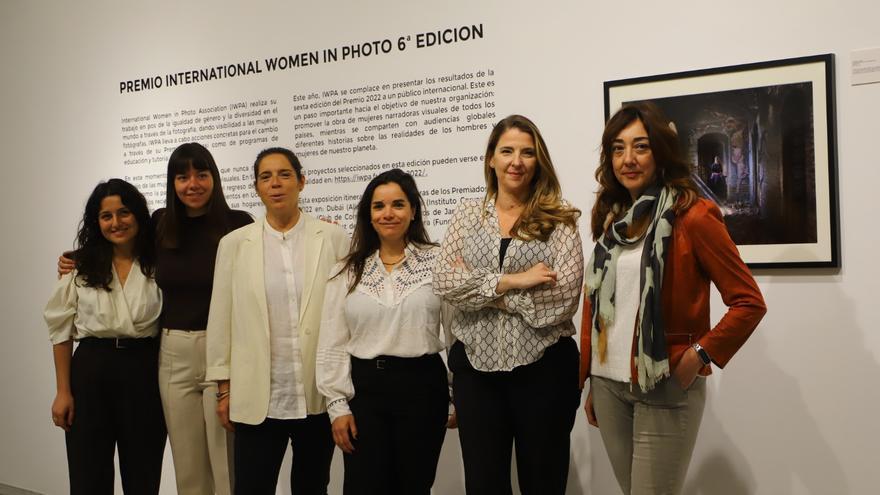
[483, 115, 579, 241]
[590, 102, 699, 240]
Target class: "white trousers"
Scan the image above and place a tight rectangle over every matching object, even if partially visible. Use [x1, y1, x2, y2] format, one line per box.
[158, 329, 233, 495]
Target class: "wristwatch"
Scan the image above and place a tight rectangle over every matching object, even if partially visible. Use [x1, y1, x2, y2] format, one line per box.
[692, 343, 711, 366]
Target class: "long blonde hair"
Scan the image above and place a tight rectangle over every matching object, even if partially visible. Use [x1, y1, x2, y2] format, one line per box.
[483, 115, 580, 241]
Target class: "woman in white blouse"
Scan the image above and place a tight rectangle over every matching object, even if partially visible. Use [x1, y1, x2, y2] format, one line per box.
[44, 179, 166, 494]
[433, 115, 584, 495]
[317, 168, 451, 495]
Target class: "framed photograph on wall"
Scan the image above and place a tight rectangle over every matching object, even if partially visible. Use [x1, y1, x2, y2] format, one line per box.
[605, 54, 839, 269]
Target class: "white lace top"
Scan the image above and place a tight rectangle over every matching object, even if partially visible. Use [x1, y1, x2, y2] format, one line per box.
[316, 244, 451, 421]
[433, 198, 584, 372]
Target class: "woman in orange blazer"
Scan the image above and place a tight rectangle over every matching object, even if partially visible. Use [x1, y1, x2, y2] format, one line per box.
[581, 102, 766, 495]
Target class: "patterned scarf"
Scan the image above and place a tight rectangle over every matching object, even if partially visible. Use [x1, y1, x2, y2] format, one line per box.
[585, 184, 677, 392]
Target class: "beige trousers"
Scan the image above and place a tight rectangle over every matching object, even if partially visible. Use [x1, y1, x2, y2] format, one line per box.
[159, 329, 233, 495]
[591, 375, 706, 495]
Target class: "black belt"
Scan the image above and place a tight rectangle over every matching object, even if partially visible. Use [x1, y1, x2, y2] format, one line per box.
[351, 353, 441, 371]
[77, 336, 157, 349]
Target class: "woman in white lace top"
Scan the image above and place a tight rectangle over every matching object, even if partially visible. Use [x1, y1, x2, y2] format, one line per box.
[317, 168, 452, 495]
[433, 115, 584, 495]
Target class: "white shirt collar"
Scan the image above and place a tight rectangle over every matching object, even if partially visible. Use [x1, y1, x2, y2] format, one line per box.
[263, 214, 304, 240]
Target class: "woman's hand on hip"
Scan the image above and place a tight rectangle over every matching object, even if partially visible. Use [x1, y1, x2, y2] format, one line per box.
[673, 347, 703, 390]
[332, 414, 358, 454]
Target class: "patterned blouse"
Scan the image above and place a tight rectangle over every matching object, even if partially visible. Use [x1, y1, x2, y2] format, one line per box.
[433, 198, 584, 371]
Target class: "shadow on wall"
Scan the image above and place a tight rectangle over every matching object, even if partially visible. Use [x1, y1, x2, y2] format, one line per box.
[565, 437, 588, 495]
[435, 407, 590, 494]
[682, 398, 755, 494]
[684, 286, 867, 494]
[433, 429, 465, 494]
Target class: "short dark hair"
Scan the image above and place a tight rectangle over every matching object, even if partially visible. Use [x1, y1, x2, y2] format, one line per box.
[253, 147, 303, 182]
[337, 168, 435, 293]
[75, 179, 155, 290]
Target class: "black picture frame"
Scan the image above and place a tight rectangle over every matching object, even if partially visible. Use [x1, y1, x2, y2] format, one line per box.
[605, 54, 840, 269]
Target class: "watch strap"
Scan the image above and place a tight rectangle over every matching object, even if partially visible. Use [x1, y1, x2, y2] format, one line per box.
[692, 343, 711, 366]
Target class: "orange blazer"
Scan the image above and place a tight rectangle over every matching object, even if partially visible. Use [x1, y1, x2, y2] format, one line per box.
[579, 198, 767, 388]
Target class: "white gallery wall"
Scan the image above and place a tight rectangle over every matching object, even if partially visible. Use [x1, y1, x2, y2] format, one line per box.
[1, 0, 879, 493]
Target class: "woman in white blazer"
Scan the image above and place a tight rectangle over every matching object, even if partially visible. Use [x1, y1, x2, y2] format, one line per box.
[206, 147, 349, 495]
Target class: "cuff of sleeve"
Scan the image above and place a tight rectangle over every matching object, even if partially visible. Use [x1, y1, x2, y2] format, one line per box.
[327, 397, 351, 422]
[504, 291, 537, 318]
[505, 292, 521, 313]
[698, 339, 730, 369]
[206, 366, 230, 382]
[479, 272, 504, 299]
[50, 333, 72, 346]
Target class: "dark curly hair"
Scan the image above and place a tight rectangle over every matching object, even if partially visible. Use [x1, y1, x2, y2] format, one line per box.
[74, 179, 155, 290]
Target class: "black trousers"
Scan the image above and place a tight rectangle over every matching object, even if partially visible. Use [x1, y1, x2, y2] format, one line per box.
[343, 353, 449, 495]
[233, 414, 334, 495]
[65, 338, 166, 495]
[449, 337, 581, 495]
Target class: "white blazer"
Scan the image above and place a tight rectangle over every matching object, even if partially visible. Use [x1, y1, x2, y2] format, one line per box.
[206, 213, 349, 424]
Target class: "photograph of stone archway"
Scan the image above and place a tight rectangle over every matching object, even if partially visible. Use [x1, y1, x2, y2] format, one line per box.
[604, 54, 840, 268]
[636, 82, 815, 246]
